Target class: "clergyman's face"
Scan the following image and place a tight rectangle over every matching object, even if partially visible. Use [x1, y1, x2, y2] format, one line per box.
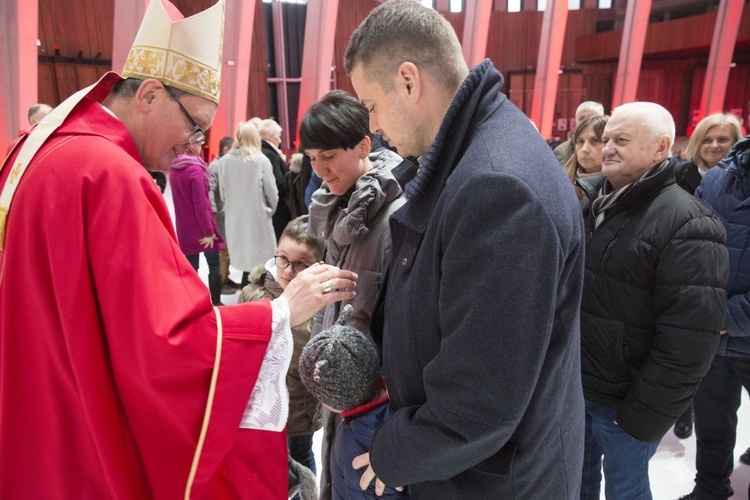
[350, 64, 427, 158]
[141, 88, 216, 173]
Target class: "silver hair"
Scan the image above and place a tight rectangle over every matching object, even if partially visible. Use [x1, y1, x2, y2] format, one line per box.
[576, 101, 605, 117]
[612, 102, 675, 146]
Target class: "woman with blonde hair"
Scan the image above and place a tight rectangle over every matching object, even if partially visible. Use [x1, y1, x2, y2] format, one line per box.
[675, 113, 742, 194]
[258, 118, 292, 239]
[563, 115, 609, 201]
[218, 121, 278, 287]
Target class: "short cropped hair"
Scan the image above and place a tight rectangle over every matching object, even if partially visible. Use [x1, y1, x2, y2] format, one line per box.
[685, 113, 742, 167]
[28, 104, 53, 125]
[282, 217, 325, 262]
[219, 136, 235, 153]
[344, 0, 468, 93]
[299, 90, 369, 151]
[110, 78, 189, 100]
[612, 102, 675, 147]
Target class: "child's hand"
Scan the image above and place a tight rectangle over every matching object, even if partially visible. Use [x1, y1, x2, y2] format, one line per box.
[198, 234, 218, 249]
[282, 263, 358, 327]
[353, 452, 404, 495]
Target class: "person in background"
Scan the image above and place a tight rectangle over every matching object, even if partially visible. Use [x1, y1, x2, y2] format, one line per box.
[238, 217, 325, 489]
[169, 141, 225, 305]
[299, 89, 406, 499]
[286, 152, 307, 219]
[299, 304, 407, 500]
[577, 102, 728, 500]
[259, 118, 293, 240]
[563, 115, 609, 202]
[554, 101, 605, 166]
[679, 135, 750, 500]
[345, 1, 586, 497]
[218, 121, 278, 287]
[5, 103, 54, 156]
[208, 135, 240, 294]
[0, 0, 357, 497]
[674, 113, 742, 195]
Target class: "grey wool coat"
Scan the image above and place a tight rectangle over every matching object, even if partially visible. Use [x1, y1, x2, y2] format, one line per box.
[369, 60, 586, 499]
[217, 149, 278, 271]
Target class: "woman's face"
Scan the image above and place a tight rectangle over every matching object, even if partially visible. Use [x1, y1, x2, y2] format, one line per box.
[306, 141, 369, 196]
[575, 125, 603, 174]
[699, 124, 735, 168]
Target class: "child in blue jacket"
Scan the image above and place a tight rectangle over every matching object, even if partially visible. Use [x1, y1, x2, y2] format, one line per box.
[299, 306, 408, 500]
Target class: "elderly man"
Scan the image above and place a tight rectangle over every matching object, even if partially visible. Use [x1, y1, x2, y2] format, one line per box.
[345, 1, 586, 498]
[554, 101, 606, 166]
[577, 102, 728, 500]
[0, 0, 355, 498]
[27, 103, 53, 126]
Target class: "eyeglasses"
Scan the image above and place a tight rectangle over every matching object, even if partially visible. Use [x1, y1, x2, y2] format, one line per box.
[274, 255, 311, 274]
[164, 86, 206, 146]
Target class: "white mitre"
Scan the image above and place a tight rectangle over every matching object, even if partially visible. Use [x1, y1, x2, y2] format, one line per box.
[122, 0, 225, 105]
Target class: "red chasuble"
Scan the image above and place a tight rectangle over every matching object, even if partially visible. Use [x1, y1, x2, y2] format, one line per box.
[0, 75, 286, 499]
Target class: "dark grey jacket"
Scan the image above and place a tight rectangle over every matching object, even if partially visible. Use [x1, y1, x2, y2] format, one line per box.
[370, 60, 586, 499]
[579, 162, 728, 443]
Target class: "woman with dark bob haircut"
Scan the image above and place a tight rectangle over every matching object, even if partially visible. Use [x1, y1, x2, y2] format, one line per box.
[299, 89, 406, 497]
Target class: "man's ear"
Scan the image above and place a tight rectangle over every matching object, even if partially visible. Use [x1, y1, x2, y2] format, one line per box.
[134, 79, 163, 112]
[395, 62, 422, 103]
[655, 134, 672, 162]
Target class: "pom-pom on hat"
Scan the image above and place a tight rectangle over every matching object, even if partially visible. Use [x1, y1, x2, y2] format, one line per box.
[122, 0, 225, 104]
[299, 305, 381, 412]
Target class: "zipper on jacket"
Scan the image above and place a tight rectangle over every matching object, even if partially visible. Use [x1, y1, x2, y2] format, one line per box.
[596, 222, 628, 273]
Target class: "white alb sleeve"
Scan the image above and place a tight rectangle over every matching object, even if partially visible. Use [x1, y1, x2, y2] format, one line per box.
[239, 296, 293, 430]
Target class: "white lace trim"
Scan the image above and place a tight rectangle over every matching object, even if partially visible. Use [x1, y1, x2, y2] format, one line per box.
[239, 296, 293, 431]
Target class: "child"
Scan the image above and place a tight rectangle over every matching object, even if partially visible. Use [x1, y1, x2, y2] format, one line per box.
[299, 305, 409, 499]
[238, 217, 325, 479]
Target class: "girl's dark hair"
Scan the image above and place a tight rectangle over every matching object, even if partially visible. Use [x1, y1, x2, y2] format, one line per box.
[299, 90, 370, 151]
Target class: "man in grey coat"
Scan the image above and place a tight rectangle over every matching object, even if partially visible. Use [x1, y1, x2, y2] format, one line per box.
[344, 1, 586, 498]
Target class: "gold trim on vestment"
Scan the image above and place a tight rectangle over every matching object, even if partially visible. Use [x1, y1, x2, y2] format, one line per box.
[185, 306, 224, 499]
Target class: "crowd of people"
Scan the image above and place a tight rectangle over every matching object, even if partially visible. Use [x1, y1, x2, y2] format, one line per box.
[1, 0, 749, 499]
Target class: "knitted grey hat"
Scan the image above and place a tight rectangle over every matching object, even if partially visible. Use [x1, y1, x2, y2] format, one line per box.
[299, 305, 381, 412]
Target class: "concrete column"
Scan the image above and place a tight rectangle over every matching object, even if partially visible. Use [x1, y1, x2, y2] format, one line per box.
[611, 0, 652, 109]
[296, 0, 338, 145]
[210, 0, 257, 157]
[0, 0, 38, 151]
[529, 0, 569, 138]
[700, 0, 744, 116]
[462, 0, 494, 69]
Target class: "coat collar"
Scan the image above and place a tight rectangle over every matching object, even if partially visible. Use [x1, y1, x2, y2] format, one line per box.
[395, 60, 505, 234]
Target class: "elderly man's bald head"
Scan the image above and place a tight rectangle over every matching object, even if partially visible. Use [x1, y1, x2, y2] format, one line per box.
[28, 104, 53, 126]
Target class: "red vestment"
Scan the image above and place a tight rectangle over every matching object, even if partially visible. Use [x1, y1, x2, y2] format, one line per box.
[0, 75, 287, 499]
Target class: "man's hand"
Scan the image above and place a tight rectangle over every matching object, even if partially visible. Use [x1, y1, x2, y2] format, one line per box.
[353, 452, 404, 496]
[198, 234, 218, 249]
[281, 263, 357, 327]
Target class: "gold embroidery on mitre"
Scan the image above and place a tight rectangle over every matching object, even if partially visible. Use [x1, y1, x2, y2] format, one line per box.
[122, 46, 220, 104]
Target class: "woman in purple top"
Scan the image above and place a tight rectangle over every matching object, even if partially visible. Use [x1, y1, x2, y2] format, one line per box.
[169, 144, 226, 305]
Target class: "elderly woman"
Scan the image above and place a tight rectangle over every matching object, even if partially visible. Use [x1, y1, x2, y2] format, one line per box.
[258, 118, 292, 239]
[218, 121, 278, 287]
[676, 113, 742, 194]
[299, 89, 406, 498]
[564, 115, 609, 204]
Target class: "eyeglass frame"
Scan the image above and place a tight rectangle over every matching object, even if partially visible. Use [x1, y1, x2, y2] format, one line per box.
[274, 255, 311, 274]
[164, 86, 206, 146]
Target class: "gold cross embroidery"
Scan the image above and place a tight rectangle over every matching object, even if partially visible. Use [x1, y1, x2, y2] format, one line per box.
[8, 162, 23, 185]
